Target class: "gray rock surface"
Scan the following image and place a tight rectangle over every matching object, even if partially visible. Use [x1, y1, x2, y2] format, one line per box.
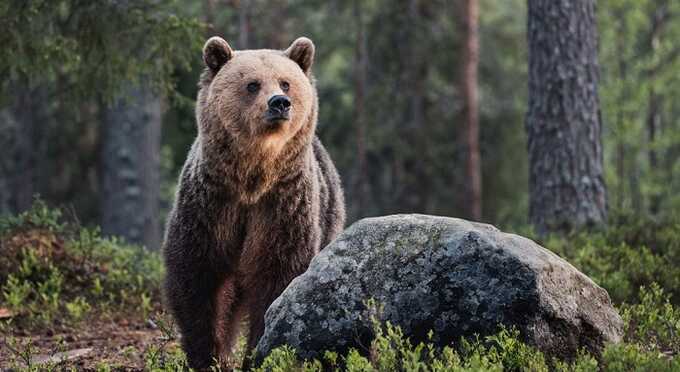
[255, 214, 623, 362]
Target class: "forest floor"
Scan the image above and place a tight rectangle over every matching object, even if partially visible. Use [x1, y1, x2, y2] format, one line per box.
[0, 311, 177, 370]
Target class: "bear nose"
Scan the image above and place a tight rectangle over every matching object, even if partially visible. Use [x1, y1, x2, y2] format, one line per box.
[268, 95, 291, 112]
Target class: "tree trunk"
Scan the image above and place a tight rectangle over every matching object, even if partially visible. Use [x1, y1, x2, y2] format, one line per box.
[0, 86, 49, 215]
[266, 2, 289, 48]
[646, 3, 667, 215]
[0, 106, 24, 215]
[614, 9, 627, 213]
[647, 90, 660, 214]
[204, 0, 217, 34]
[526, 0, 607, 234]
[351, 0, 370, 218]
[460, 0, 482, 221]
[238, 0, 251, 49]
[100, 85, 162, 250]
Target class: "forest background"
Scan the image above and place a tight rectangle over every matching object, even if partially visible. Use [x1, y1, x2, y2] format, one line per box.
[1, 0, 678, 251]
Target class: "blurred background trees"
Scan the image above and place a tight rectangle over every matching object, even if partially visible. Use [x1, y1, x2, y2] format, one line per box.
[1, 0, 679, 247]
[0, 0, 201, 249]
[599, 0, 680, 216]
[460, 0, 482, 221]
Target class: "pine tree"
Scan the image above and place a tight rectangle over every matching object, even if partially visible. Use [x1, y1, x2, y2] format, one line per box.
[526, 0, 607, 234]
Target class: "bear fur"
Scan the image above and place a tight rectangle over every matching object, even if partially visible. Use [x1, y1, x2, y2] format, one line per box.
[162, 36, 345, 369]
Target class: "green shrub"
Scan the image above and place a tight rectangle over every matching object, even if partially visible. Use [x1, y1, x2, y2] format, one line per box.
[2, 275, 32, 309]
[0, 200, 163, 327]
[538, 212, 680, 305]
[601, 343, 680, 371]
[622, 284, 680, 354]
[0, 198, 64, 234]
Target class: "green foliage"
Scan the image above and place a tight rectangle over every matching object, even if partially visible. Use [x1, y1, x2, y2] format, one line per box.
[64, 296, 91, 322]
[0, 198, 64, 234]
[483, 328, 547, 371]
[599, 0, 680, 217]
[254, 346, 303, 372]
[0, 200, 163, 327]
[143, 344, 189, 372]
[622, 284, 680, 354]
[539, 213, 680, 305]
[135, 313, 188, 372]
[0, 0, 203, 102]
[601, 343, 680, 372]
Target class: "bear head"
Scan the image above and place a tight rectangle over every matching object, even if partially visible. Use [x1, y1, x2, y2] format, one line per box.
[197, 36, 318, 158]
[194, 37, 319, 203]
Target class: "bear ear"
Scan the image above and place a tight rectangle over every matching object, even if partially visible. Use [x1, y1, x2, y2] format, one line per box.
[203, 36, 233, 72]
[285, 37, 315, 75]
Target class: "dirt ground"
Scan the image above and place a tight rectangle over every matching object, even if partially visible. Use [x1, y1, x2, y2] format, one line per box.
[1, 315, 177, 371]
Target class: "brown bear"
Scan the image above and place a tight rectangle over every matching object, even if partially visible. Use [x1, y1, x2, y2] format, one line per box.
[162, 36, 345, 370]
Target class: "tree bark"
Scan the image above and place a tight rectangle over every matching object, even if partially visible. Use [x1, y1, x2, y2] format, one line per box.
[351, 0, 370, 218]
[613, 7, 628, 213]
[646, 90, 660, 214]
[266, 2, 289, 48]
[460, 0, 482, 221]
[204, 0, 217, 34]
[100, 85, 162, 250]
[646, 3, 667, 215]
[0, 106, 25, 215]
[526, 0, 607, 234]
[0, 86, 49, 215]
[238, 0, 251, 49]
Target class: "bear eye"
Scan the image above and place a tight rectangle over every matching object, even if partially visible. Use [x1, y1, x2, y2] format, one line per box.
[280, 81, 290, 92]
[247, 81, 260, 93]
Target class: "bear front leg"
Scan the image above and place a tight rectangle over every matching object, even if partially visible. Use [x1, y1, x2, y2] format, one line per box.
[214, 276, 246, 368]
[164, 263, 220, 370]
[240, 283, 288, 370]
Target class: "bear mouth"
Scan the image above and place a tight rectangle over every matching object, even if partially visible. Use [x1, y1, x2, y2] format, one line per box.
[265, 110, 290, 126]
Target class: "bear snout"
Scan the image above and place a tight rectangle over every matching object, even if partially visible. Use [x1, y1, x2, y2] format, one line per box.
[266, 95, 291, 123]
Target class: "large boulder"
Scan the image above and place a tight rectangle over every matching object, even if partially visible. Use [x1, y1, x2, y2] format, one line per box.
[255, 215, 623, 362]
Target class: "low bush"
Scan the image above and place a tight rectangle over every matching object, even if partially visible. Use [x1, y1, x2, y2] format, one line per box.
[537, 212, 680, 305]
[0, 200, 163, 328]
